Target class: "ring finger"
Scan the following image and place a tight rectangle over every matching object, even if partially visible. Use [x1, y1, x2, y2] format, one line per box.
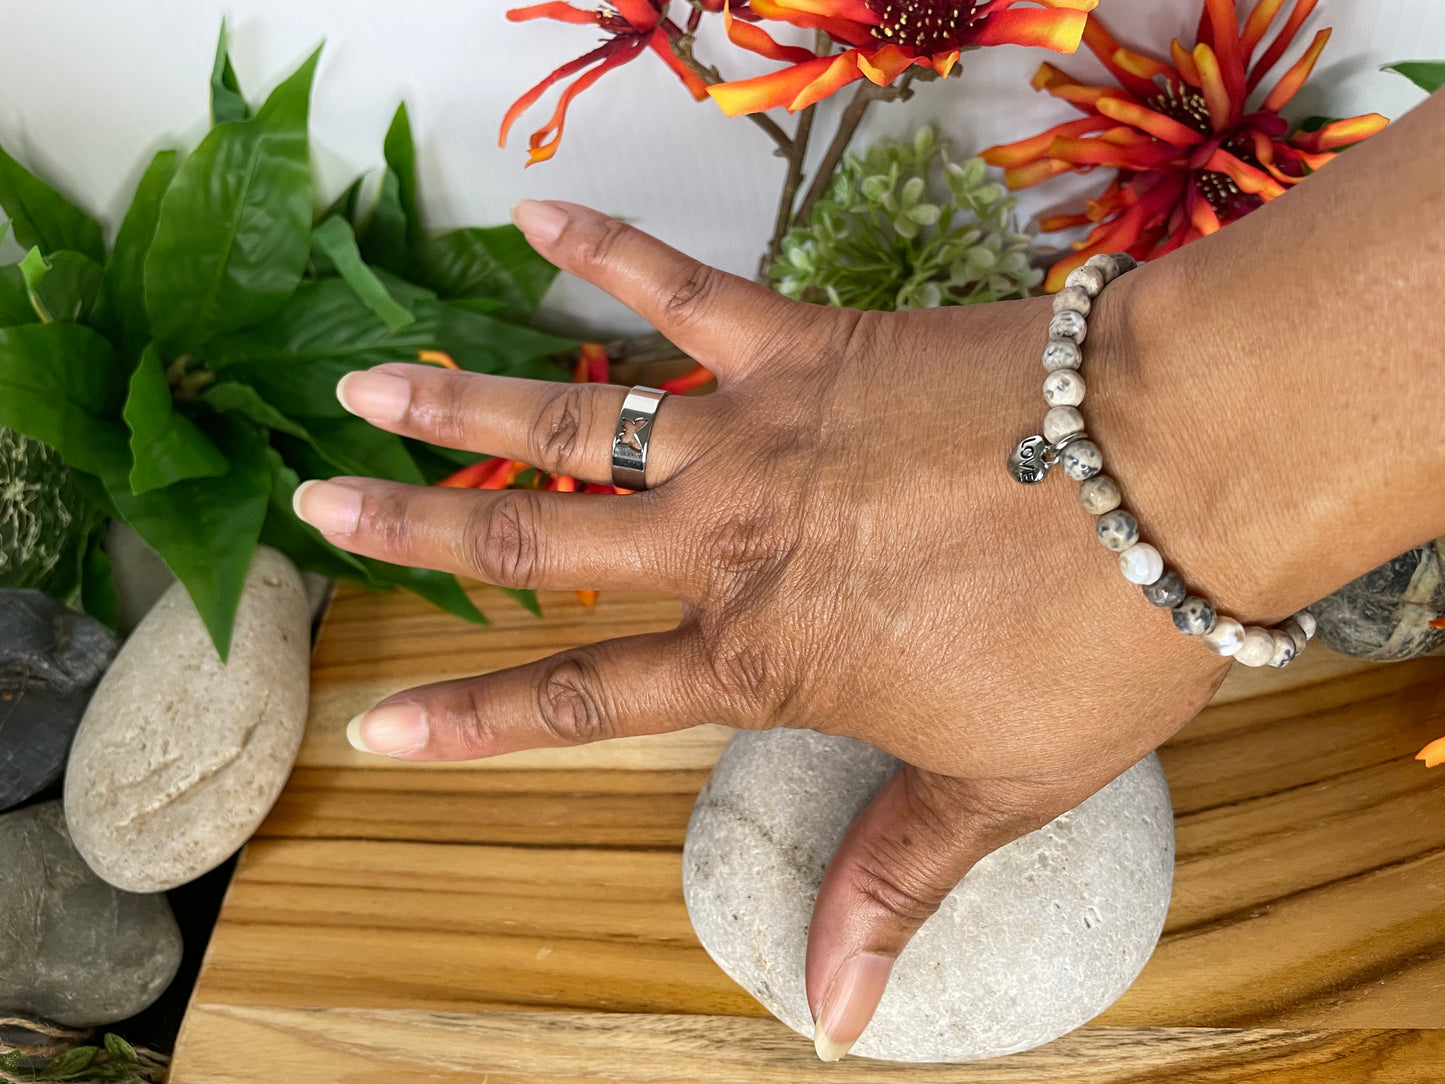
[335, 363, 712, 488]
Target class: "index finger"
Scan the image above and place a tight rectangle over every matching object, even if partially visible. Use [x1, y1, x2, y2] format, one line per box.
[512, 200, 801, 376]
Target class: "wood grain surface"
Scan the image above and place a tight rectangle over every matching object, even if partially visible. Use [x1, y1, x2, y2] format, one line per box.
[171, 584, 1445, 1082]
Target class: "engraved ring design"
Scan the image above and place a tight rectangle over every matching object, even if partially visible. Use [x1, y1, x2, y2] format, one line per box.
[611, 386, 668, 491]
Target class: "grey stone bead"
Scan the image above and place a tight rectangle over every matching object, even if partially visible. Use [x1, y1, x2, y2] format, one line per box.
[1049, 310, 1087, 345]
[1053, 285, 1092, 317]
[1110, 252, 1139, 274]
[1043, 339, 1083, 372]
[1172, 596, 1217, 636]
[1096, 510, 1139, 552]
[0, 591, 118, 814]
[683, 729, 1175, 1063]
[1295, 610, 1317, 639]
[1085, 252, 1123, 283]
[1079, 475, 1122, 515]
[1043, 369, 1085, 408]
[1060, 439, 1102, 481]
[1267, 629, 1298, 668]
[0, 802, 181, 1026]
[1043, 405, 1085, 443]
[1142, 569, 1187, 608]
[1064, 264, 1107, 298]
[1308, 539, 1444, 661]
[1280, 616, 1310, 655]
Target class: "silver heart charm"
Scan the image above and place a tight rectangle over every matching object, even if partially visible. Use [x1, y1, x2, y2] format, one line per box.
[1007, 434, 1051, 484]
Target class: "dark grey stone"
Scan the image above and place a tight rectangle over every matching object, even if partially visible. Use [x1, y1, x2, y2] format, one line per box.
[1311, 539, 1445, 662]
[0, 801, 182, 1026]
[1142, 569, 1187, 609]
[0, 590, 117, 813]
[1171, 596, 1217, 637]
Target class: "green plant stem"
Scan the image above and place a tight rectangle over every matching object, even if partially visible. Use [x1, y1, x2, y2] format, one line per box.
[793, 69, 922, 229]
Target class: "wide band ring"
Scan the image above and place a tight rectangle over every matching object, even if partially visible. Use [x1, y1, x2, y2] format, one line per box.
[611, 386, 668, 491]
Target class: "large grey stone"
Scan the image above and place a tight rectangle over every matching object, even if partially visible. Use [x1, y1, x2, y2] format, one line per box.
[0, 801, 181, 1026]
[1311, 539, 1445, 661]
[683, 730, 1174, 1063]
[0, 590, 117, 812]
[64, 547, 311, 892]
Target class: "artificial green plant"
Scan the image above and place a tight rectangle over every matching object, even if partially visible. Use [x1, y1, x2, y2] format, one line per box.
[0, 27, 575, 657]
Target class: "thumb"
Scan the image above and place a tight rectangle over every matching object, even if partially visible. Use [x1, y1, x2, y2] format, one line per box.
[804, 766, 1064, 1062]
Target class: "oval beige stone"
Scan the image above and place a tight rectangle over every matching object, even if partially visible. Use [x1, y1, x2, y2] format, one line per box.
[64, 547, 310, 893]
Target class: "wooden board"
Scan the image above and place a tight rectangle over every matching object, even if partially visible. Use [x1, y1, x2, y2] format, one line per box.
[171, 584, 1445, 1082]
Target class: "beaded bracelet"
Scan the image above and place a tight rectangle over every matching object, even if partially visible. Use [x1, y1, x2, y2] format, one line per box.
[1006, 253, 1315, 668]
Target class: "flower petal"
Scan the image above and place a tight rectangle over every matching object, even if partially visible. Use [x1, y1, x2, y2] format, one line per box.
[1293, 112, 1389, 152]
[1004, 158, 1073, 189]
[612, 0, 663, 28]
[1261, 27, 1329, 113]
[524, 40, 648, 163]
[500, 41, 617, 147]
[981, 115, 1114, 167]
[971, 7, 1089, 53]
[1082, 16, 1163, 98]
[931, 49, 961, 78]
[1204, 147, 1287, 199]
[648, 28, 711, 100]
[1417, 735, 1445, 769]
[657, 363, 716, 395]
[1241, 0, 1287, 60]
[747, 0, 876, 44]
[723, 1, 818, 64]
[1248, 0, 1319, 92]
[1203, 0, 1247, 120]
[857, 44, 916, 86]
[1096, 96, 1208, 146]
[790, 51, 866, 110]
[708, 52, 858, 115]
[1192, 43, 1233, 132]
[1031, 62, 1125, 112]
[507, 2, 599, 25]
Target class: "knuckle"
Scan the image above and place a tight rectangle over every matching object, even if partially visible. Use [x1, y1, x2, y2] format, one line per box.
[529, 383, 602, 475]
[705, 508, 794, 583]
[661, 263, 722, 326]
[697, 618, 797, 721]
[850, 852, 949, 928]
[534, 652, 612, 745]
[574, 215, 632, 274]
[358, 486, 416, 555]
[470, 490, 544, 587]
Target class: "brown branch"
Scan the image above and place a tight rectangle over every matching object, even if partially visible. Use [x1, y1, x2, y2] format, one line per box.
[668, 33, 795, 157]
[792, 68, 924, 229]
[758, 104, 815, 280]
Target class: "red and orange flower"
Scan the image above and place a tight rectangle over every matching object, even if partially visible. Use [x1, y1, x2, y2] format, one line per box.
[710, 0, 1097, 116]
[982, 0, 1389, 290]
[500, 1, 709, 165]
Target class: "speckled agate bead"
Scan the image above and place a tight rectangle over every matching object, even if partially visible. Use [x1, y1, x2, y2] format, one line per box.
[1234, 627, 1277, 667]
[1201, 617, 1246, 657]
[1042, 340, 1083, 372]
[1267, 629, 1298, 668]
[1141, 569, 1186, 608]
[1043, 370, 1085, 408]
[1079, 475, 1120, 515]
[1048, 310, 1087, 345]
[1119, 543, 1164, 585]
[1059, 439, 1102, 481]
[1043, 406, 1085, 443]
[1052, 286, 1092, 317]
[1084, 253, 1125, 284]
[1171, 596, 1217, 636]
[1095, 510, 1139, 552]
[1064, 265, 1107, 298]
[1279, 617, 1309, 655]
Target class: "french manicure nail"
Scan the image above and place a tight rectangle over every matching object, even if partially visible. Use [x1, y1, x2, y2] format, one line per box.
[292, 479, 362, 536]
[512, 199, 568, 244]
[346, 703, 429, 757]
[337, 370, 411, 423]
[813, 953, 894, 1062]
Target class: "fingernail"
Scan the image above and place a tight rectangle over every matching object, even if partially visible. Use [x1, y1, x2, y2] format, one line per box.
[512, 199, 568, 244]
[337, 370, 411, 423]
[346, 703, 428, 757]
[293, 479, 362, 536]
[813, 953, 894, 1062]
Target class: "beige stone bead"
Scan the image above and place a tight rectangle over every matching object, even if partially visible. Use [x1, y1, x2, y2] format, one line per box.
[1064, 264, 1107, 298]
[1078, 475, 1121, 515]
[1294, 610, 1317, 639]
[1267, 629, 1298, 668]
[1043, 369, 1085, 408]
[1084, 253, 1122, 283]
[1201, 616, 1246, 657]
[1052, 286, 1092, 317]
[1042, 339, 1083, 372]
[1049, 310, 1087, 345]
[1235, 626, 1276, 667]
[1043, 406, 1085, 443]
[1118, 543, 1164, 585]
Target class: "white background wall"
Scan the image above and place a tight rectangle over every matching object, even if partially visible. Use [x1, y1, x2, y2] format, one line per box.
[1, 1, 1440, 333]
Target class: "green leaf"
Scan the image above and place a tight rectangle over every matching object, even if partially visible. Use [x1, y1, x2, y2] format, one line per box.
[210, 22, 251, 125]
[103, 1033, 139, 1066]
[0, 322, 129, 474]
[94, 149, 180, 363]
[359, 556, 487, 625]
[20, 248, 103, 324]
[80, 525, 121, 630]
[320, 175, 365, 227]
[204, 278, 439, 415]
[41, 1044, 98, 1080]
[259, 447, 375, 585]
[0, 142, 105, 262]
[1383, 60, 1445, 94]
[311, 216, 415, 331]
[413, 225, 558, 319]
[0, 262, 33, 326]
[145, 46, 320, 357]
[383, 103, 422, 248]
[123, 345, 231, 493]
[302, 416, 424, 483]
[203, 379, 312, 438]
[101, 412, 271, 658]
[436, 300, 575, 375]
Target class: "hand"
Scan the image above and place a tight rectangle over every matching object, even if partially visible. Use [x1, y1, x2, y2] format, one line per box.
[294, 199, 1232, 1060]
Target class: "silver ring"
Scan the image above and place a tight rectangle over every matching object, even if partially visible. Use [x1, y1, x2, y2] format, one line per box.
[611, 386, 668, 491]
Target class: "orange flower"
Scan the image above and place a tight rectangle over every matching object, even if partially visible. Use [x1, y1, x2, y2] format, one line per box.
[709, 0, 1097, 117]
[1419, 736, 1445, 770]
[501, 1, 709, 164]
[982, 0, 1389, 290]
